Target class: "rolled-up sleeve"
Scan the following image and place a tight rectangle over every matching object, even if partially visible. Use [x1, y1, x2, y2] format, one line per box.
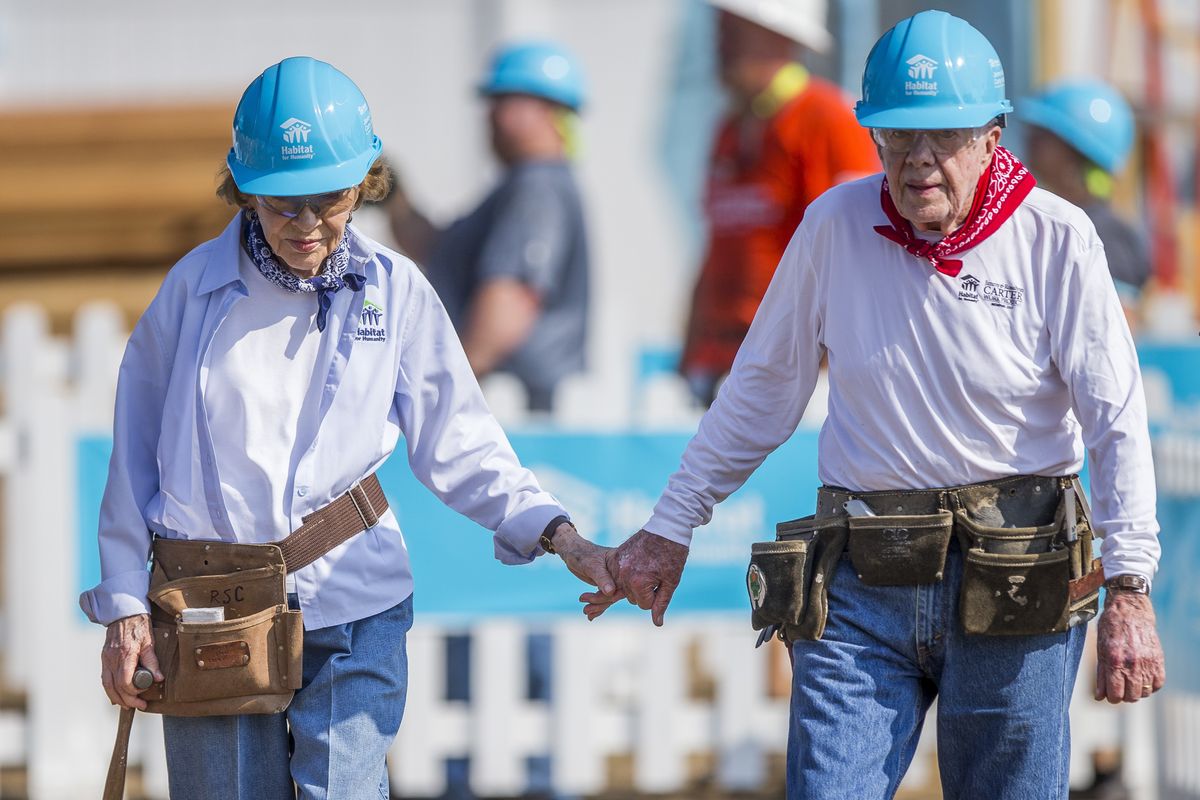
[392, 272, 566, 563]
[78, 306, 169, 624]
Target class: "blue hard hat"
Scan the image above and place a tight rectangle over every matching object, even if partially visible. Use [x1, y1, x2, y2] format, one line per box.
[855, 10, 1013, 129]
[1021, 79, 1135, 174]
[479, 42, 586, 111]
[228, 56, 383, 196]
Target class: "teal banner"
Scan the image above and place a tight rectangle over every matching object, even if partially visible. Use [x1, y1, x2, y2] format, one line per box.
[76, 343, 1200, 677]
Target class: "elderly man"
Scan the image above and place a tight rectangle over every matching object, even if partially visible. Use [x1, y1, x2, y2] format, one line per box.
[586, 11, 1163, 799]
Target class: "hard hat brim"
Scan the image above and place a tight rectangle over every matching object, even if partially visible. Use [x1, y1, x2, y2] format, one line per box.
[478, 79, 583, 111]
[228, 137, 383, 197]
[856, 101, 1013, 131]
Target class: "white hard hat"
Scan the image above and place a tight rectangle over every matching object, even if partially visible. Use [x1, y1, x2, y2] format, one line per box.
[709, 0, 832, 53]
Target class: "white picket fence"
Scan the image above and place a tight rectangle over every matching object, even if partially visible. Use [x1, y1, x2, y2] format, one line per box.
[0, 302, 1192, 799]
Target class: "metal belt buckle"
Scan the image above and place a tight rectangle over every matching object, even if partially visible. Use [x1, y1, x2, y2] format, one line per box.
[347, 481, 379, 530]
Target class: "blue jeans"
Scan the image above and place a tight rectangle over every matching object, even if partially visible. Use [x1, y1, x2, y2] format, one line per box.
[163, 595, 413, 800]
[787, 544, 1086, 799]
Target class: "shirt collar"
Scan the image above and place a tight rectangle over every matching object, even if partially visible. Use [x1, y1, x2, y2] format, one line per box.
[195, 214, 248, 297]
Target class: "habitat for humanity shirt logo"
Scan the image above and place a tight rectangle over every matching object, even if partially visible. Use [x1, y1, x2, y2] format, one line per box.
[279, 118, 314, 161]
[957, 274, 1024, 309]
[356, 300, 386, 342]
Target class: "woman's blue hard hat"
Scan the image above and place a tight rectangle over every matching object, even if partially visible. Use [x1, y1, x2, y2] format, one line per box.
[228, 56, 383, 197]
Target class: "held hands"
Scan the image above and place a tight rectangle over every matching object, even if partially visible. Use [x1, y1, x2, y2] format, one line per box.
[100, 613, 163, 710]
[579, 530, 689, 627]
[1095, 590, 1166, 704]
[551, 523, 620, 598]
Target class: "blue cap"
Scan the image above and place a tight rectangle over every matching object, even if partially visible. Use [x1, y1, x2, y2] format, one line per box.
[1021, 79, 1135, 173]
[228, 56, 383, 196]
[855, 10, 1013, 129]
[479, 42, 586, 111]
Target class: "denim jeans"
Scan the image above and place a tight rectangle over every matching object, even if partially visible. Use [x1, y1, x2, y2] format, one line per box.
[163, 595, 413, 800]
[788, 543, 1086, 799]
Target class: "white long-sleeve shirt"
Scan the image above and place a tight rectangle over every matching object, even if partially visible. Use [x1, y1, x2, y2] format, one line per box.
[79, 216, 565, 629]
[647, 176, 1160, 583]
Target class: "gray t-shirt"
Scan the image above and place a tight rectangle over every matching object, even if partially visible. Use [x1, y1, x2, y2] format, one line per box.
[427, 161, 589, 410]
[1083, 202, 1151, 291]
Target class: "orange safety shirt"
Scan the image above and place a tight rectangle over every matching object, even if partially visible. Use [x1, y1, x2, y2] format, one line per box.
[682, 65, 880, 378]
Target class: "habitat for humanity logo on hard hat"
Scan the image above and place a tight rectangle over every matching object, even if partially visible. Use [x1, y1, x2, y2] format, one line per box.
[279, 118, 315, 160]
[905, 54, 938, 96]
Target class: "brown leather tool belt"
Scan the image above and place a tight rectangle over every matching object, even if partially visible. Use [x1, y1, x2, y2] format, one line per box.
[104, 474, 389, 800]
[747, 474, 1103, 645]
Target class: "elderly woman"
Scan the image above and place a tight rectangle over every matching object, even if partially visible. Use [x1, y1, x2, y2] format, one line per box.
[588, 11, 1164, 799]
[81, 56, 613, 798]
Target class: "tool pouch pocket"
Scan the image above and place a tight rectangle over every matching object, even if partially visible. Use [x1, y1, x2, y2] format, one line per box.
[954, 506, 1062, 556]
[847, 511, 953, 586]
[149, 566, 287, 620]
[959, 547, 1072, 635]
[771, 515, 848, 642]
[150, 605, 302, 709]
[956, 504, 1072, 635]
[142, 538, 302, 716]
[747, 539, 812, 630]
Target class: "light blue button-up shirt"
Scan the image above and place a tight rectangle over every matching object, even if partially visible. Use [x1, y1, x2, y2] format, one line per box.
[79, 216, 565, 629]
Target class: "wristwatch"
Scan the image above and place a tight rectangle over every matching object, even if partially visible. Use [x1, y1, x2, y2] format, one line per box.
[539, 515, 573, 555]
[1105, 574, 1150, 595]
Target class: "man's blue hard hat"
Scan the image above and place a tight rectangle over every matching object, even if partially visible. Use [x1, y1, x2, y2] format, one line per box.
[1021, 79, 1135, 174]
[855, 10, 1013, 130]
[479, 42, 586, 111]
[228, 56, 383, 197]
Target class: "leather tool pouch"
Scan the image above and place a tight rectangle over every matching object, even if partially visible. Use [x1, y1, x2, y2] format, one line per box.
[847, 511, 953, 586]
[748, 538, 813, 631]
[142, 538, 303, 716]
[956, 477, 1100, 636]
[757, 515, 847, 643]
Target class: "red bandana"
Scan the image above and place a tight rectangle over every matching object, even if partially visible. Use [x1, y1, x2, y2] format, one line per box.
[873, 146, 1036, 277]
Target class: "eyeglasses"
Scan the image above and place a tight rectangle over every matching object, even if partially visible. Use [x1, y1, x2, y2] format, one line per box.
[256, 188, 357, 219]
[871, 128, 982, 155]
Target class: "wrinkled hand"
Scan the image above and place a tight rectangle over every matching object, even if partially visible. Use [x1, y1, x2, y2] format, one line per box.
[101, 613, 163, 710]
[1095, 590, 1165, 704]
[552, 524, 620, 598]
[580, 530, 689, 626]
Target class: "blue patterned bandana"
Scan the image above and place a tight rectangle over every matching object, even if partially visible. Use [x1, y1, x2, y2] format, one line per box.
[242, 211, 366, 332]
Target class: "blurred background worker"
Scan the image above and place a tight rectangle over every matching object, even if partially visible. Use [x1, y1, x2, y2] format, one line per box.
[1023, 79, 1150, 332]
[680, 0, 879, 406]
[1024, 80, 1149, 800]
[388, 41, 589, 412]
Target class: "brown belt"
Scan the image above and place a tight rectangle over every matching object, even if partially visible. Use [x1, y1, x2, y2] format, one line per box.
[277, 473, 388, 572]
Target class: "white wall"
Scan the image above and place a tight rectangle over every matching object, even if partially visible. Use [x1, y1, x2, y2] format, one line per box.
[0, 0, 706, 415]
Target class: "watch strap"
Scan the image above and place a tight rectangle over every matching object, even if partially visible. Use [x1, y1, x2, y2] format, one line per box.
[1104, 573, 1150, 595]
[539, 515, 572, 555]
